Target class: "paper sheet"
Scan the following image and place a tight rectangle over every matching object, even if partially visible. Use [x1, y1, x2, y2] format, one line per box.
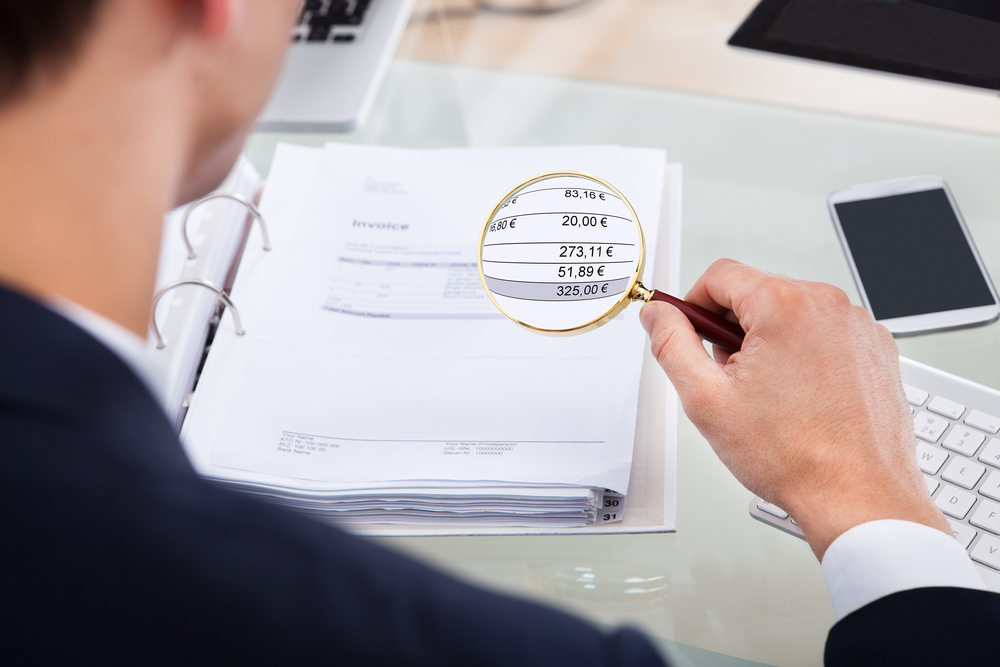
[207, 143, 666, 494]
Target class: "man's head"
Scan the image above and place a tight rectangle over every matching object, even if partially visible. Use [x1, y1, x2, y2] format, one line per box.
[0, 0, 301, 334]
[0, 0, 300, 202]
[0, 0, 106, 106]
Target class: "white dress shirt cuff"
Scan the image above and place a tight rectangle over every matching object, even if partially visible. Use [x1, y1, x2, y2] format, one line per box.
[821, 519, 985, 621]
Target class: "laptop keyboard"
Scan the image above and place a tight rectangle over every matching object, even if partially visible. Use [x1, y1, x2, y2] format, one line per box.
[293, 0, 372, 43]
[749, 356, 1000, 590]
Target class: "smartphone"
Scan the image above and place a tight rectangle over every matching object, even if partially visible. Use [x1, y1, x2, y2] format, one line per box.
[828, 176, 1000, 336]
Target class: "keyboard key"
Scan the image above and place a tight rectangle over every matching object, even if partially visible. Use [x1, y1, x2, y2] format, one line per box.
[979, 438, 1000, 469]
[935, 484, 977, 519]
[941, 458, 986, 490]
[916, 443, 948, 474]
[970, 533, 1000, 571]
[942, 427, 985, 457]
[965, 409, 1000, 435]
[756, 500, 788, 519]
[924, 475, 940, 495]
[970, 499, 1000, 535]
[903, 383, 928, 406]
[980, 470, 1000, 502]
[948, 520, 977, 548]
[914, 411, 947, 443]
[307, 23, 331, 41]
[928, 396, 965, 420]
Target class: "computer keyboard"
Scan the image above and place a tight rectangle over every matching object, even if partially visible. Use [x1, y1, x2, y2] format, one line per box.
[749, 355, 1000, 592]
[293, 0, 372, 43]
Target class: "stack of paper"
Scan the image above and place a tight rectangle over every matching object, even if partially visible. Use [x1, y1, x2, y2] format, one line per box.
[179, 143, 679, 533]
[221, 482, 601, 527]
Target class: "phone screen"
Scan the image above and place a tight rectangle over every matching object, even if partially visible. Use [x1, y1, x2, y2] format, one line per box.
[835, 188, 996, 321]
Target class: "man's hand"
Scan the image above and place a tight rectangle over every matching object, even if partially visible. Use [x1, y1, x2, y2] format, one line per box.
[640, 259, 950, 560]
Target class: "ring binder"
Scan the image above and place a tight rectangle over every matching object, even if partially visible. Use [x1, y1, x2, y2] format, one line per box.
[178, 143, 678, 537]
[181, 192, 271, 260]
[150, 279, 245, 349]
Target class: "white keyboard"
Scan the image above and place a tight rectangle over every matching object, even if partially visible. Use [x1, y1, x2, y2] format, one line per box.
[749, 356, 1000, 593]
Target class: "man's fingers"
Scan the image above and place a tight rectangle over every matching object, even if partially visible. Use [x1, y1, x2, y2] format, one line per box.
[640, 301, 726, 400]
[683, 259, 745, 314]
[684, 259, 772, 328]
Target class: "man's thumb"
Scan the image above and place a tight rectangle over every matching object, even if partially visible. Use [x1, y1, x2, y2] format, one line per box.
[639, 300, 724, 395]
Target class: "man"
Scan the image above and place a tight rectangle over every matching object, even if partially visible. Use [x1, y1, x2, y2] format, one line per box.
[0, 0, 996, 664]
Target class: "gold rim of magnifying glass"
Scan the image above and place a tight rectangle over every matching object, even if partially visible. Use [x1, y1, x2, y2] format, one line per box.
[477, 170, 646, 337]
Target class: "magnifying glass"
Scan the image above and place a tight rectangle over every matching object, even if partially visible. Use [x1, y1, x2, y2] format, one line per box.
[477, 171, 745, 352]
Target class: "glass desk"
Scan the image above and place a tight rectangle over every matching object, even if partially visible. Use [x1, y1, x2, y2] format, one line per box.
[243, 8, 1000, 666]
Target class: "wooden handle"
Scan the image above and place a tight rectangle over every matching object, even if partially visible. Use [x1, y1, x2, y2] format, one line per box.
[649, 290, 745, 353]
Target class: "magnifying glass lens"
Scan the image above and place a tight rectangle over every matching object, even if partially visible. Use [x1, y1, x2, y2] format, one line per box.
[478, 174, 643, 334]
[479, 172, 746, 351]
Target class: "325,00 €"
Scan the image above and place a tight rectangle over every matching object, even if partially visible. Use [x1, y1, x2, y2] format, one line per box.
[555, 283, 609, 297]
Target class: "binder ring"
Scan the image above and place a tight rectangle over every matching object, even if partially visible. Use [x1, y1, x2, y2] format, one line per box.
[181, 192, 271, 260]
[150, 279, 245, 350]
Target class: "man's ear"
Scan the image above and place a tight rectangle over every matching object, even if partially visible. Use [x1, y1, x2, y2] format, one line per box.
[194, 0, 246, 37]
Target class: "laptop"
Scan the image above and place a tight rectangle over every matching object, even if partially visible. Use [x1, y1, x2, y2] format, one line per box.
[258, 0, 417, 133]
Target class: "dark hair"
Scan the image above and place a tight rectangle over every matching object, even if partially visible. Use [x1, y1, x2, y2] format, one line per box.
[0, 0, 105, 104]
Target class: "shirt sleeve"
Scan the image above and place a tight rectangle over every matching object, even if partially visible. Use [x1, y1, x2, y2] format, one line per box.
[821, 519, 986, 620]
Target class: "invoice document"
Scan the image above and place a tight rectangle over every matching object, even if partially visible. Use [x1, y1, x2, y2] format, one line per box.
[208, 143, 666, 494]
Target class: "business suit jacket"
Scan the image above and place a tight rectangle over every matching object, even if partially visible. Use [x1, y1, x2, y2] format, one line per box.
[1, 284, 996, 665]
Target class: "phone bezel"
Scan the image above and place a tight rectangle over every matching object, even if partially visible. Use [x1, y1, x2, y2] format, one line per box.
[828, 176, 1000, 336]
